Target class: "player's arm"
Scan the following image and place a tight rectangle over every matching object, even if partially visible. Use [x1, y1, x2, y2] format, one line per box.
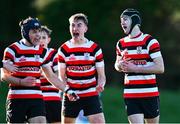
[96, 65, 106, 93]
[135, 38, 164, 74]
[3, 60, 18, 73]
[134, 56, 164, 74]
[1, 68, 19, 84]
[1, 67, 36, 86]
[2, 48, 36, 86]
[121, 56, 164, 74]
[114, 48, 130, 72]
[42, 65, 79, 101]
[114, 55, 123, 72]
[41, 65, 66, 91]
[58, 65, 67, 84]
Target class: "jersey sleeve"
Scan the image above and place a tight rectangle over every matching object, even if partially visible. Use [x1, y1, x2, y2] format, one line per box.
[57, 47, 66, 68]
[147, 39, 162, 59]
[3, 47, 15, 64]
[52, 53, 58, 72]
[116, 40, 122, 56]
[94, 44, 104, 67]
[45, 49, 58, 72]
[41, 48, 55, 67]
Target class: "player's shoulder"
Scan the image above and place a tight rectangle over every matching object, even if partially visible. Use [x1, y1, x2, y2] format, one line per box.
[6, 40, 21, 50]
[87, 40, 103, 50]
[143, 33, 158, 43]
[143, 33, 157, 40]
[88, 40, 97, 45]
[90, 38, 104, 45]
[117, 37, 126, 45]
[59, 40, 69, 48]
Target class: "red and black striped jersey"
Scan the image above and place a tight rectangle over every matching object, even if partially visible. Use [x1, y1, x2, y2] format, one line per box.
[116, 33, 162, 98]
[58, 40, 104, 98]
[40, 48, 62, 101]
[3, 39, 51, 99]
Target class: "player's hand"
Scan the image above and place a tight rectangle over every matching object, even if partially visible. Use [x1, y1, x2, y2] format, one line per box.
[3, 60, 18, 73]
[65, 87, 79, 101]
[121, 60, 137, 73]
[121, 49, 128, 60]
[118, 57, 131, 70]
[19, 76, 37, 86]
[96, 82, 105, 93]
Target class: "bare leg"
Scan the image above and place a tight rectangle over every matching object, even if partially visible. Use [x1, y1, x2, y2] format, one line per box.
[128, 114, 144, 124]
[62, 116, 76, 124]
[87, 113, 105, 124]
[145, 115, 159, 124]
[28, 116, 46, 123]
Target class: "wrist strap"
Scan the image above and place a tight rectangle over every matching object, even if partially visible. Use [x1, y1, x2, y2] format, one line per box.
[64, 86, 70, 93]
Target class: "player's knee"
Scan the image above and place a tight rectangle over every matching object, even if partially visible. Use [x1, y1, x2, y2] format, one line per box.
[88, 113, 105, 123]
[28, 116, 46, 123]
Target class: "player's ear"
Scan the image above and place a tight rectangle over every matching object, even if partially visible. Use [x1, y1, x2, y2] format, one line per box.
[85, 26, 88, 33]
[48, 37, 51, 43]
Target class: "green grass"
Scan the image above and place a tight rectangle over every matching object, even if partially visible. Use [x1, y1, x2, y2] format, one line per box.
[102, 87, 180, 123]
[102, 86, 128, 123]
[1, 82, 180, 123]
[0, 82, 8, 123]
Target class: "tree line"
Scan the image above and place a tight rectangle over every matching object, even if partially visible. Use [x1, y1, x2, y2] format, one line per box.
[1, 0, 180, 90]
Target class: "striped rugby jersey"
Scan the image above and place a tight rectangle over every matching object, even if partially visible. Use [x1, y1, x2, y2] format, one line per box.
[116, 33, 162, 98]
[40, 48, 62, 101]
[58, 40, 104, 97]
[3, 39, 52, 99]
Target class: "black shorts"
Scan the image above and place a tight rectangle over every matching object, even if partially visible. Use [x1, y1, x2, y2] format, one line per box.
[45, 100, 62, 123]
[124, 96, 160, 118]
[62, 95, 103, 118]
[6, 98, 46, 123]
